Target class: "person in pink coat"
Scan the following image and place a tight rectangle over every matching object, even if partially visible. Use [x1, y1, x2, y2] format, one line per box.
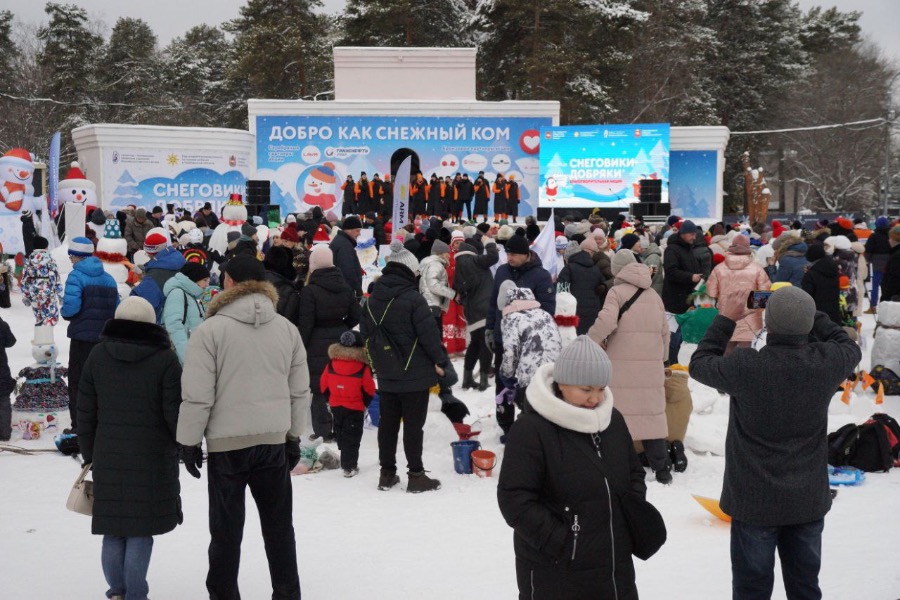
[588, 255, 672, 483]
[706, 235, 771, 353]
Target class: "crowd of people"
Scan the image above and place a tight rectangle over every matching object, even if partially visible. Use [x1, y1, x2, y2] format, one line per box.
[5, 196, 900, 599]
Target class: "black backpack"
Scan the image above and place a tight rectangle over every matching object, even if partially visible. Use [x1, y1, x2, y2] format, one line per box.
[850, 421, 893, 472]
[827, 423, 859, 467]
[363, 298, 416, 380]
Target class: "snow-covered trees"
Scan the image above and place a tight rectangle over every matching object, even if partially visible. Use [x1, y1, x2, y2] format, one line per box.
[96, 18, 163, 123]
[164, 25, 233, 127]
[341, 0, 471, 47]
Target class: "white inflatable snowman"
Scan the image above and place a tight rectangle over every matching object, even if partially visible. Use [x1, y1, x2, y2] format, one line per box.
[208, 194, 247, 260]
[51, 162, 97, 279]
[95, 218, 131, 299]
[554, 291, 579, 348]
[0, 147, 34, 213]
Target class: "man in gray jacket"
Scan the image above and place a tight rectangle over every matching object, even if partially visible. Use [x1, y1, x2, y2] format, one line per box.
[690, 286, 861, 600]
[177, 255, 310, 600]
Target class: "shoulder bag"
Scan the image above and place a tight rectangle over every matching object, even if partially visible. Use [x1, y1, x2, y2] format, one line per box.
[66, 463, 94, 516]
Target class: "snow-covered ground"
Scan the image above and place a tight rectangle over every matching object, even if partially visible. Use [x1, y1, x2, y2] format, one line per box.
[2, 294, 899, 599]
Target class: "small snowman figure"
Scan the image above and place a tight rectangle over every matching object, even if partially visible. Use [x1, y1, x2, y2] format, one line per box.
[95, 217, 132, 299]
[554, 291, 579, 348]
[208, 194, 248, 260]
[13, 325, 69, 438]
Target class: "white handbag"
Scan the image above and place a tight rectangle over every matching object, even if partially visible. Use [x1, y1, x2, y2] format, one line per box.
[66, 463, 94, 516]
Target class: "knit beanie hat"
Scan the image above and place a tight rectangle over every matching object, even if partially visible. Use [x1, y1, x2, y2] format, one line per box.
[451, 230, 465, 242]
[806, 243, 826, 262]
[497, 280, 518, 310]
[115, 296, 156, 324]
[875, 216, 890, 229]
[135, 207, 147, 220]
[180, 262, 210, 283]
[765, 286, 815, 336]
[891, 226, 900, 244]
[280, 225, 299, 243]
[340, 330, 364, 348]
[33, 236, 49, 250]
[68, 236, 94, 257]
[222, 255, 266, 283]
[506, 234, 530, 256]
[457, 242, 476, 254]
[727, 235, 751, 255]
[143, 228, 169, 254]
[343, 215, 362, 230]
[241, 222, 257, 238]
[679, 220, 698, 235]
[90, 208, 106, 226]
[564, 241, 581, 261]
[611, 249, 637, 276]
[497, 224, 514, 241]
[556, 235, 569, 250]
[188, 228, 204, 244]
[431, 239, 451, 255]
[580, 236, 599, 254]
[619, 233, 640, 250]
[226, 231, 241, 245]
[309, 244, 334, 273]
[387, 239, 420, 275]
[554, 336, 612, 387]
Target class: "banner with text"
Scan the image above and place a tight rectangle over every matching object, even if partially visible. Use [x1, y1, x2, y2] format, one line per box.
[538, 124, 670, 209]
[103, 148, 251, 214]
[255, 115, 552, 217]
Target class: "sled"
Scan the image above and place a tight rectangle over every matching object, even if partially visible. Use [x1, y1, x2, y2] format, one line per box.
[692, 494, 731, 522]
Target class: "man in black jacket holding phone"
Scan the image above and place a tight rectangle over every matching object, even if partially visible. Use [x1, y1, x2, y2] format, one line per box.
[689, 286, 861, 600]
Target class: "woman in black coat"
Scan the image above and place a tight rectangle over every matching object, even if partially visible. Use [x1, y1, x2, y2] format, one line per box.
[77, 296, 182, 600]
[557, 249, 605, 334]
[263, 245, 301, 323]
[298, 245, 361, 441]
[498, 337, 647, 600]
[801, 243, 842, 325]
[880, 227, 900, 303]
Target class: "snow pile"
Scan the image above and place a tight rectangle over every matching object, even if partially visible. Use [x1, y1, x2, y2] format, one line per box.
[1, 296, 899, 598]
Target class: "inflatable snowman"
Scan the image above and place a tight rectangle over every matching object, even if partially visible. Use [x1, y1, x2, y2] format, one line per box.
[0, 147, 34, 213]
[51, 162, 96, 279]
[95, 218, 132, 299]
[208, 193, 248, 259]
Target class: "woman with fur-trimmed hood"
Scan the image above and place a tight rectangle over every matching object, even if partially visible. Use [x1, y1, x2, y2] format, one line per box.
[320, 331, 375, 477]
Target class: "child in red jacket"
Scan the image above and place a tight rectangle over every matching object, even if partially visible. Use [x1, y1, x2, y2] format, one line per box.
[321, 330, 376, 477]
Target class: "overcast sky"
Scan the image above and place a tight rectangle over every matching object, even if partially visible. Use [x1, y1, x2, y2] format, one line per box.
[6, 0, 899, 63]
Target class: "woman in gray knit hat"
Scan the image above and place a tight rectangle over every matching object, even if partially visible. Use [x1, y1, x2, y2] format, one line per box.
[497, 336, 650, 599]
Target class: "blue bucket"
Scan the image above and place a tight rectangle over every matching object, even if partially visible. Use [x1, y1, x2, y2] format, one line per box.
[451, 440, 481, 474]
[367, 395, 380, 427]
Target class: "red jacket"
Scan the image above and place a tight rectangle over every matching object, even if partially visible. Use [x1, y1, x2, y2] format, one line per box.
[319, 344, 376, 411]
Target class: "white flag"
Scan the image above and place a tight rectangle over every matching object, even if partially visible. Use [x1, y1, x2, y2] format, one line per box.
[531, 208, 558, 280]
[391, 156, 412, 239]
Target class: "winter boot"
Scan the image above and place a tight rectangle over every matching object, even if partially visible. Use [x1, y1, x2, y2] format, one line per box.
[478, 369, 490, 392]
[462, 369, 477, 390]
[655, 467, 673, 485]
[407, 470, 441, 493]
[669, 440, 688, 473]
[378, 469, 400, 491]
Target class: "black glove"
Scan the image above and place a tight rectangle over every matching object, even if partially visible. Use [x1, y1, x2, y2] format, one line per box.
[286, 438, 301, 470]
[180, 444, 203, 479]
[485, 329, 495, 353]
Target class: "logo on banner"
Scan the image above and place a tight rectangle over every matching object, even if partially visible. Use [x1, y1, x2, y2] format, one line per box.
[229, 155, 237, 167]
[324, 146, 370, 159]
[519, 130, 540, 155]
[112, 151, 119, 164]
[302, 146, 321, 163]
[167, 154, 179, 166]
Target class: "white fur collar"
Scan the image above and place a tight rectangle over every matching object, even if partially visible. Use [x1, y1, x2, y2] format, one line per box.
[526, 363, 614, 433]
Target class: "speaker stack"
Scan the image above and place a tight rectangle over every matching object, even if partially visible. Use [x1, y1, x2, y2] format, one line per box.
[631, 179, 669, 219]
[245, 180, 276, 220]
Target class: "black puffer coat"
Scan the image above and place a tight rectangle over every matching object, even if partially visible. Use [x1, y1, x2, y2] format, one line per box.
[692, 236, 714, 279]
[265, 270, 300, 324]
[298, 266, 361, 393]
[498, 368, 645, 600]
[879, 243, 900, 303]
[77, 319, 183, 537]
[662, 233, 701, 314]
[360, 262, 448, 393]
[330, 229, 363, 297]
[453, 242, 499, 330]
[801, 256, 842, 325]
[557, 251, 605, 334]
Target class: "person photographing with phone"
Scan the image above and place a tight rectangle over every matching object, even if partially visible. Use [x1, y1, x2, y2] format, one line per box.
[705, 234, 770, 354]
[689, 287, 861, 600]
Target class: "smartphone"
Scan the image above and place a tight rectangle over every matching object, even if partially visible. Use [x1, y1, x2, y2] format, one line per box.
[746, 290, 773, 309]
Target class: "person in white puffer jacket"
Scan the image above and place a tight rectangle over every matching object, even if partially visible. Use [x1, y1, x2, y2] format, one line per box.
[418, 239, 456, 331]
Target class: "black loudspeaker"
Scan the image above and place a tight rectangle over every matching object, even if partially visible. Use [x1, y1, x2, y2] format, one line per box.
[246, 180, 271, 205]
[639, 179, 662, 203]
[631, 202, 670, 218]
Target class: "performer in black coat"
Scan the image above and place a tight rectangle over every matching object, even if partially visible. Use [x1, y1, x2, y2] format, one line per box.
[498, 337, 646, 600]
